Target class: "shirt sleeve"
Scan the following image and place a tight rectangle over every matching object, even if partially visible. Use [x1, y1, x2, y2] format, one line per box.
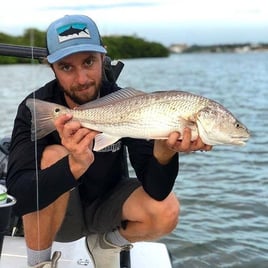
[124, 138, 179, 201]
[6, 100, 78, 216]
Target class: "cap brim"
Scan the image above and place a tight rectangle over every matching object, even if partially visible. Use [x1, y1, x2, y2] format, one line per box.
[47, 44, 107, 63]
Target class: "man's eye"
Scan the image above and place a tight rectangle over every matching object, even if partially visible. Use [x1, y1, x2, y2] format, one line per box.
[61, 65, 72, 71]
[85, 59, 94, 67]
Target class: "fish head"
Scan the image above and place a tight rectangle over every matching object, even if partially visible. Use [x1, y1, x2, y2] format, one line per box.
[196, 104, 250, 146]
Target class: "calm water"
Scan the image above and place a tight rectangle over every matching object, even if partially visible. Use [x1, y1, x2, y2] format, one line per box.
[1, 53, 268, 267]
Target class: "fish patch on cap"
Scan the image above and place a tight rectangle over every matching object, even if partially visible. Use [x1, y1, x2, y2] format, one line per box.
[57, 23, 91, 43]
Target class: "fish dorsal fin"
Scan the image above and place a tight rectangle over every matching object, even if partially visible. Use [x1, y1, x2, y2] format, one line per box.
[76, 87, 146, 110]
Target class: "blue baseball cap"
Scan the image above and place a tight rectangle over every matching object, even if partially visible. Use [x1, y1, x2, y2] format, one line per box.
[46, 15, 107, 63]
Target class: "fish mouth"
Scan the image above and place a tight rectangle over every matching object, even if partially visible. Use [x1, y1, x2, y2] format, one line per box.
[233, 140, 246, 146]
[231, 135, 250, 145]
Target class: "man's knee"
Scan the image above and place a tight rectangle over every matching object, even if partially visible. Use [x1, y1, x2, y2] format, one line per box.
[152, 193, 180, 234]
[41, 144, 68, 169]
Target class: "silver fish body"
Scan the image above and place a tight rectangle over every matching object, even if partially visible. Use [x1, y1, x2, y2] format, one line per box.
[26, 87, 250, 151]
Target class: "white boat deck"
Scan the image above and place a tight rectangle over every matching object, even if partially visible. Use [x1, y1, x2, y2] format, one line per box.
[0, 236, 172, 268]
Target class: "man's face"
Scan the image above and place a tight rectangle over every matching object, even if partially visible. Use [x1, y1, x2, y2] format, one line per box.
[52, 52, 104, 108]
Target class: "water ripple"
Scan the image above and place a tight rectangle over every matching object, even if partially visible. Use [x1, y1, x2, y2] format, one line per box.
[1, 53, 268, 267]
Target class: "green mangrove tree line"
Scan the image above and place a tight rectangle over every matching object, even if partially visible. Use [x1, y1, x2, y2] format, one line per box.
[0, 29, 169, 64]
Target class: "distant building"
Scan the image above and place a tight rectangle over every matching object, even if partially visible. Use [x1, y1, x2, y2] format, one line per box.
[168, 42, 268, 54]
[169, 44, 188, 53]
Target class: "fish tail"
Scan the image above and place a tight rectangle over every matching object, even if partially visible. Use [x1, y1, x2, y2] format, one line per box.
[82, 27, 88, 34]
[26, 98, 58, 140]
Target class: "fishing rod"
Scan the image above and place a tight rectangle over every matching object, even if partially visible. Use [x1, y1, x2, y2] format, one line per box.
[0, 43, 124, 82]
[0, 43, 47, 60]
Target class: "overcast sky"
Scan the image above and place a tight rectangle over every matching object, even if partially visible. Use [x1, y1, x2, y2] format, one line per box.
[1, 0, 268, 46]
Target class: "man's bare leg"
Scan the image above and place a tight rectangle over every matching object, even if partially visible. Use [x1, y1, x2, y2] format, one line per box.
[120, 187, 180, 242]
[23, 145, 70, 265]
[23, 192, 70, 250]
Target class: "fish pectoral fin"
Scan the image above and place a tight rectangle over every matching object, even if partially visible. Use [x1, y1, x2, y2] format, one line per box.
[187, 114, 198, 122]
[93, 133, 121, 152]
[178, 116, 199, 140]
[178, 116, 196, 127]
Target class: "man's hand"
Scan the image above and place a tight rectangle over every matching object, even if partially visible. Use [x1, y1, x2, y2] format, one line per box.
[154, 128, 212, 165]
[54, 114, 99, 179]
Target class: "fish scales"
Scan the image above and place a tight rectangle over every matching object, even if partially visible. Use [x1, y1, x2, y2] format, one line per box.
[70, 91, 204, 138]
[26, 88, 250, 151]
[72, 91, 210, 124]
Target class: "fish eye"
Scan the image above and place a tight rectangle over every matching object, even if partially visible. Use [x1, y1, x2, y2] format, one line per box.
[235, 122, 241, 128]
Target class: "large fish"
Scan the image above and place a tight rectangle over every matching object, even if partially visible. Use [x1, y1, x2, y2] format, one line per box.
[26, 87, 250, 151]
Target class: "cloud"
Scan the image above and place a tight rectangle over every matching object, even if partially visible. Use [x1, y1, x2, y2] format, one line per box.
[1, 0, 268, 45]
[40, 2, 158, 11]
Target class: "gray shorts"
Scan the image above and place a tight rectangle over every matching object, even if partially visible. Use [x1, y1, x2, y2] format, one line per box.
[55, 178, 141, 242]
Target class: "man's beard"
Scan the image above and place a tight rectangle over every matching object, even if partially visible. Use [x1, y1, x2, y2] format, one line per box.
[60, 81, 102, 105]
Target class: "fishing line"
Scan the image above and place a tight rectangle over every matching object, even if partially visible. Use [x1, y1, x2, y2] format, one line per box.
[33, 89, 41, 253]
[30, 30, 42, 257]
